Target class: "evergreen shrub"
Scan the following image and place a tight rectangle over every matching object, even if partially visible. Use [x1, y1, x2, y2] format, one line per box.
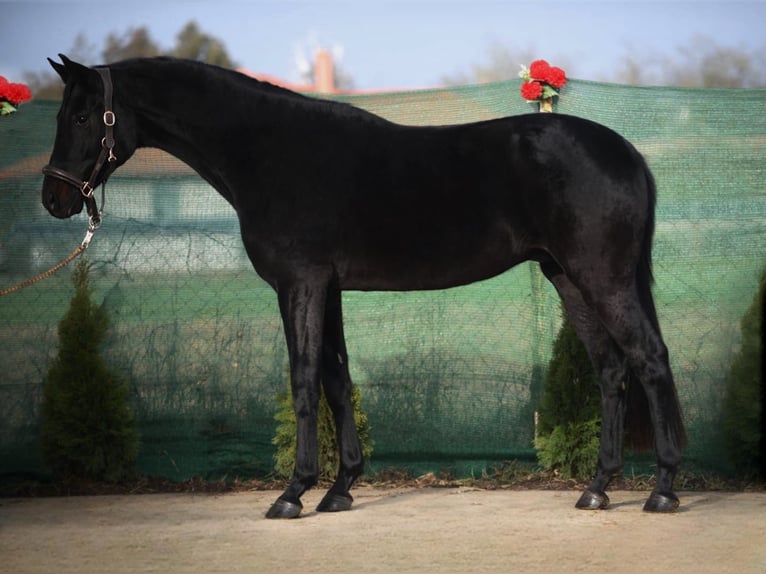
[40, 259, 139, 482]
[273, 383, 373, 480]
[722, 270, 764, 478]
[535, 307, 601, 479]
[535, 419, 601, 479]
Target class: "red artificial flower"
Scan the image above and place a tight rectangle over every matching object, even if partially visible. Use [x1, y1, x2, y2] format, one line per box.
[8, 83, 32, 105]
[520, 81, 543, 101]
[545, 66, 567, 89]
[528, 60, 552, 81]
[0, 76, 32, 105]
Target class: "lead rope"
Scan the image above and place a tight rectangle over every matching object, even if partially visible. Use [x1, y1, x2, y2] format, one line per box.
[0, 214, 100, 297]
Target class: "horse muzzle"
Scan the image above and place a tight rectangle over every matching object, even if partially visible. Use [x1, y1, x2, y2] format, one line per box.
[41, 172, 85, 218]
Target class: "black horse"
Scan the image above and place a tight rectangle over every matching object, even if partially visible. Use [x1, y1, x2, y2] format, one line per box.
[41, 55, 686, 517]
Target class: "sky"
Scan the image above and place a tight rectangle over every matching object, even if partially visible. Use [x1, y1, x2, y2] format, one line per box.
[1, 0, 765, 90]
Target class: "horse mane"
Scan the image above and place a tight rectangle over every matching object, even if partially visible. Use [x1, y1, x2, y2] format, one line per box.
[108, 57, 388, 126]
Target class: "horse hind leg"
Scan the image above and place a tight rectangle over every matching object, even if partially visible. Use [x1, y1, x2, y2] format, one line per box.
[580, 277, 686, 512]
[601, 295, 684, 511]
[315, 283, 365, 513]
[540, 261, 630, 510]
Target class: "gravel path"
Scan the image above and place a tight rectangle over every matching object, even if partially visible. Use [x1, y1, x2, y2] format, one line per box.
[2, 488, 764, 573]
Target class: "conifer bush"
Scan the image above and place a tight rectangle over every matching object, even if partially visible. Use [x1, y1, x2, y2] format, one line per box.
[722, 270, 763, 478]
[273, 382, 373, 480]
[40, 259, 139, 482]
[535, 419, 601, 479]
[534, 307, 601, 479]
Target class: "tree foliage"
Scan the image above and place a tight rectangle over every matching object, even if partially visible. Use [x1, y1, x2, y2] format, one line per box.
[103, 27, 161, 63]
[25, 20, 236, 99]
[24, 33, 98, 99]
[443, 37, 766, 88]
[40, 259, 139, 482]
[442, 43, 541, 85]
[172, 21, 236, 69]
[616, 36, 766, 87]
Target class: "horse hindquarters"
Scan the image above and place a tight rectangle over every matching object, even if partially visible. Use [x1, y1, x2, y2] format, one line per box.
[536, 142, 685, 510]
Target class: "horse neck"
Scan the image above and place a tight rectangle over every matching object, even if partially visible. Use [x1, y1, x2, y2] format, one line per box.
[116, 60, 276, 188]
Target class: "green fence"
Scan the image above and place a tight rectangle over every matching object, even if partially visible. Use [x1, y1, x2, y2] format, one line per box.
[1, 78, 764, 481]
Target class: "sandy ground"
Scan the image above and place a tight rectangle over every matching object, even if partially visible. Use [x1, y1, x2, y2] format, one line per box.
[1, 487, 765, 574]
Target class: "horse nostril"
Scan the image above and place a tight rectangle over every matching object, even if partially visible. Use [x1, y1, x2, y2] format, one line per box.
[43, 188, 58, 212]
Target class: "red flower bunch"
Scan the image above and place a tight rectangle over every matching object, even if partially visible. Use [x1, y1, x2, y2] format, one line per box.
[520, 81, 543, 101]
[0, 76, 32, 116]
[519, 59, 567, 103]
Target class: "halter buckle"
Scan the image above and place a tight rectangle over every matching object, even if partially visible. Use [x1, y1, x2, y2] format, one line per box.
[81, 181, 95, 199]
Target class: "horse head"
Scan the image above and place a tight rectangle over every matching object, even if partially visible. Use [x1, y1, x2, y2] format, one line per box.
[41, 55, 135, 220]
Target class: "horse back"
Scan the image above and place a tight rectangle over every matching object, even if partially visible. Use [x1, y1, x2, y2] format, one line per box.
[239, 110, 652, 291]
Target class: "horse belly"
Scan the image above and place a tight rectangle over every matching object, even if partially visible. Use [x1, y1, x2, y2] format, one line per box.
[338, 224, 524, 291]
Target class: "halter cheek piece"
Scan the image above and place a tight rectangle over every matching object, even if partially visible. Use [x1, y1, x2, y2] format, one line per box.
[42, 67, 117, 230]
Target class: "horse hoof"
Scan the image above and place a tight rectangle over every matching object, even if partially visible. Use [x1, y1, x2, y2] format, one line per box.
[575, 489, 610, 510]
[316, 492, 353, 513]
[643, 492, 680, 513]
[265, 498, 303, 519]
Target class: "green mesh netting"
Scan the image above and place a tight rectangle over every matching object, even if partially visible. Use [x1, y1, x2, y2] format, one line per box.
[1, 78, 764, 480]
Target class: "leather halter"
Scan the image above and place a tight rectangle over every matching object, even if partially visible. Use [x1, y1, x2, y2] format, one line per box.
[42, 67, 117, 228]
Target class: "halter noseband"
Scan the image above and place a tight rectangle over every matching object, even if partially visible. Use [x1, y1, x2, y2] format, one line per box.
[42, 66, 117, 229]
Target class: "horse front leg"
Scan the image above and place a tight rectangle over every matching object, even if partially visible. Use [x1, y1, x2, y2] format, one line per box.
[316, 284, 364, 513]
[265, 277, 329, 519]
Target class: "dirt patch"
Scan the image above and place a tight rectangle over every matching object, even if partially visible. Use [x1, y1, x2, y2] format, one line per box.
[2, 487, 765, 573]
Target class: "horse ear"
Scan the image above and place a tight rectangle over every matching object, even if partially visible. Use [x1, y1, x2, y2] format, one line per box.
[48, 54, 90, 84]
[48, 56, 68, 82]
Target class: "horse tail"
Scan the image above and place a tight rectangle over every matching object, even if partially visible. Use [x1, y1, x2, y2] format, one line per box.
[636, 163, 660, 334]
[625, 160, 688, 451]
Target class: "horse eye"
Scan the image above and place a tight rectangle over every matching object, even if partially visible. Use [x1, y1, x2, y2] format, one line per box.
[74, 114, 89, 126]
